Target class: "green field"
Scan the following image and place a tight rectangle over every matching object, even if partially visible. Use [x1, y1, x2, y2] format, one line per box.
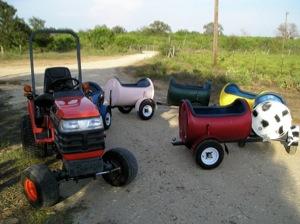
[132, 49, 300, 90]
[2, 29, 300, 90]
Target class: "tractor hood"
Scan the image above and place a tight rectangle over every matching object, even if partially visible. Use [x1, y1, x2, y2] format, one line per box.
[54, 96, 99, 119]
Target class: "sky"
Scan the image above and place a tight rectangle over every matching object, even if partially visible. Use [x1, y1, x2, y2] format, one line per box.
[7, 0, 300, 37]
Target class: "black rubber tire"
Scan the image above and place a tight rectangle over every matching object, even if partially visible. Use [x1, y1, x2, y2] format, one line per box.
[102, 148, 138, 186]
[103, 108, 112, 130]
[138, 99, 155, 120]
[285, 145, 298, 155]
[118, 106, 133, 114]
[21, 164, 59, 208]
[21, 115, 47, 157]
[237, 141, 246, 148]
[195, 140, 224, 169]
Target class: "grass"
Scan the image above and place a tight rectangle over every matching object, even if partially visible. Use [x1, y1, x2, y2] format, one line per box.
[131, 49, 300, 90]
[0, 47, 140, 63]
[0, 146, 75, 224]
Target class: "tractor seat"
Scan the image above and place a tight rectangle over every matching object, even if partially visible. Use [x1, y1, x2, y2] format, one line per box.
[44, 67, 72, 93]
[115, 77, 151, 88]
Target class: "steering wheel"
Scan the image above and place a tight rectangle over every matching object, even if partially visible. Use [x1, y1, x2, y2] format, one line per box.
[48, 77, 80, 92]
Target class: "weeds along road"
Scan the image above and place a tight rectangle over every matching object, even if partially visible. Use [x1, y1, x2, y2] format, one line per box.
[1, 51, 300, 224]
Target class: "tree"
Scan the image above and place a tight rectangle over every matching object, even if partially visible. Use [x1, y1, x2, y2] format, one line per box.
[277, 23, 299, 39]
[142, 20, 171, 34]
[203, 22, 223, 35]
[13, 17, 31, 49]
[28, 16, 52, 49]
[28, 17, 45, 30]
[176, 29, 190, 35]
[111, 25, 126, 34]
[0, 0, 30, 50]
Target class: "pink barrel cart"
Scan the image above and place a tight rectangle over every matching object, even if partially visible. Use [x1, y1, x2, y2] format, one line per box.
[103, 77, 156, 120]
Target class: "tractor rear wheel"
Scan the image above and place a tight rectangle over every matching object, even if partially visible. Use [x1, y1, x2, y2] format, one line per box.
[21, 164, 59, 207]
[102, 148, 138, 186]
[21, 115, 48, 157]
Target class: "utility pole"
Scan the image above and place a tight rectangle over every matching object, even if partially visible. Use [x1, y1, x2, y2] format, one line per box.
[284, 12, 289, 39]
[281, 12, 289, 74]
[212, 0, 219, 67]
[281, 12, 289, 51]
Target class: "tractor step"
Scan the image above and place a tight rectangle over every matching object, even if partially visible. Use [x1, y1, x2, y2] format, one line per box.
[35, 130, 50, 139]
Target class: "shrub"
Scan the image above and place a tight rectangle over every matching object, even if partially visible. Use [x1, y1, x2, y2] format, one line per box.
[88, 25, 115, 49]
[49, 35, 76, 52]
[115, 35, 138, 48]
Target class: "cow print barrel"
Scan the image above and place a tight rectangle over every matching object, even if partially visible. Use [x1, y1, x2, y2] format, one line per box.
[252, 101, 292, 140]
[287, 125, 300, 146]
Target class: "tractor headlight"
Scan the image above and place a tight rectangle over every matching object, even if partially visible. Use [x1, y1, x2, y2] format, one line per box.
[59, 117, 103, 132]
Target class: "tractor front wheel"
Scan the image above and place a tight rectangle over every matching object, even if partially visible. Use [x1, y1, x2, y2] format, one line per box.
[102, 148, 138, 186]
[21, 164, 59, 208]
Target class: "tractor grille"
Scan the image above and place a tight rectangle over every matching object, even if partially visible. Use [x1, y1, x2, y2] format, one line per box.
[55, 129, 105, 153]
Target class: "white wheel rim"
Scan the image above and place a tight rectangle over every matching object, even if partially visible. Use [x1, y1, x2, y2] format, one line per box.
[105, 112, 111, 126]
[142, 105, 153, 117]
[201, 147, 219, 165]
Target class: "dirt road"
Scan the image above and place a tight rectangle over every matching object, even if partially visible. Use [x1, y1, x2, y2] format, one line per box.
[1, 52, 300, 224]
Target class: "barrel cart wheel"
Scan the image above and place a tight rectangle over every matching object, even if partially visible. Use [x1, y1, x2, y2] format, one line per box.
[138, 99, 155, 120]
[285, 145, 298, 155]
[118, 106, 133, 114]
[103, 107, 112, 130]
[237, 141, 246, 148]
[195, 140, 224, 169]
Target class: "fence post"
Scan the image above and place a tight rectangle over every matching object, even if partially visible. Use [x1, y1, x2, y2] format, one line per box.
[172, 46, 175, 57]
[280, 53, 284, 75]
[253, 52, 257, 75]
[182, 34, 187, 48]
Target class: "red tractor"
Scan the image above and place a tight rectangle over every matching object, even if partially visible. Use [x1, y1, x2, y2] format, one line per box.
[21, 29, 138, 207]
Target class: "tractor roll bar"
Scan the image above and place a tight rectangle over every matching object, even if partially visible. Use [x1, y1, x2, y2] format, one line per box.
[29, 29, 82, 94]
